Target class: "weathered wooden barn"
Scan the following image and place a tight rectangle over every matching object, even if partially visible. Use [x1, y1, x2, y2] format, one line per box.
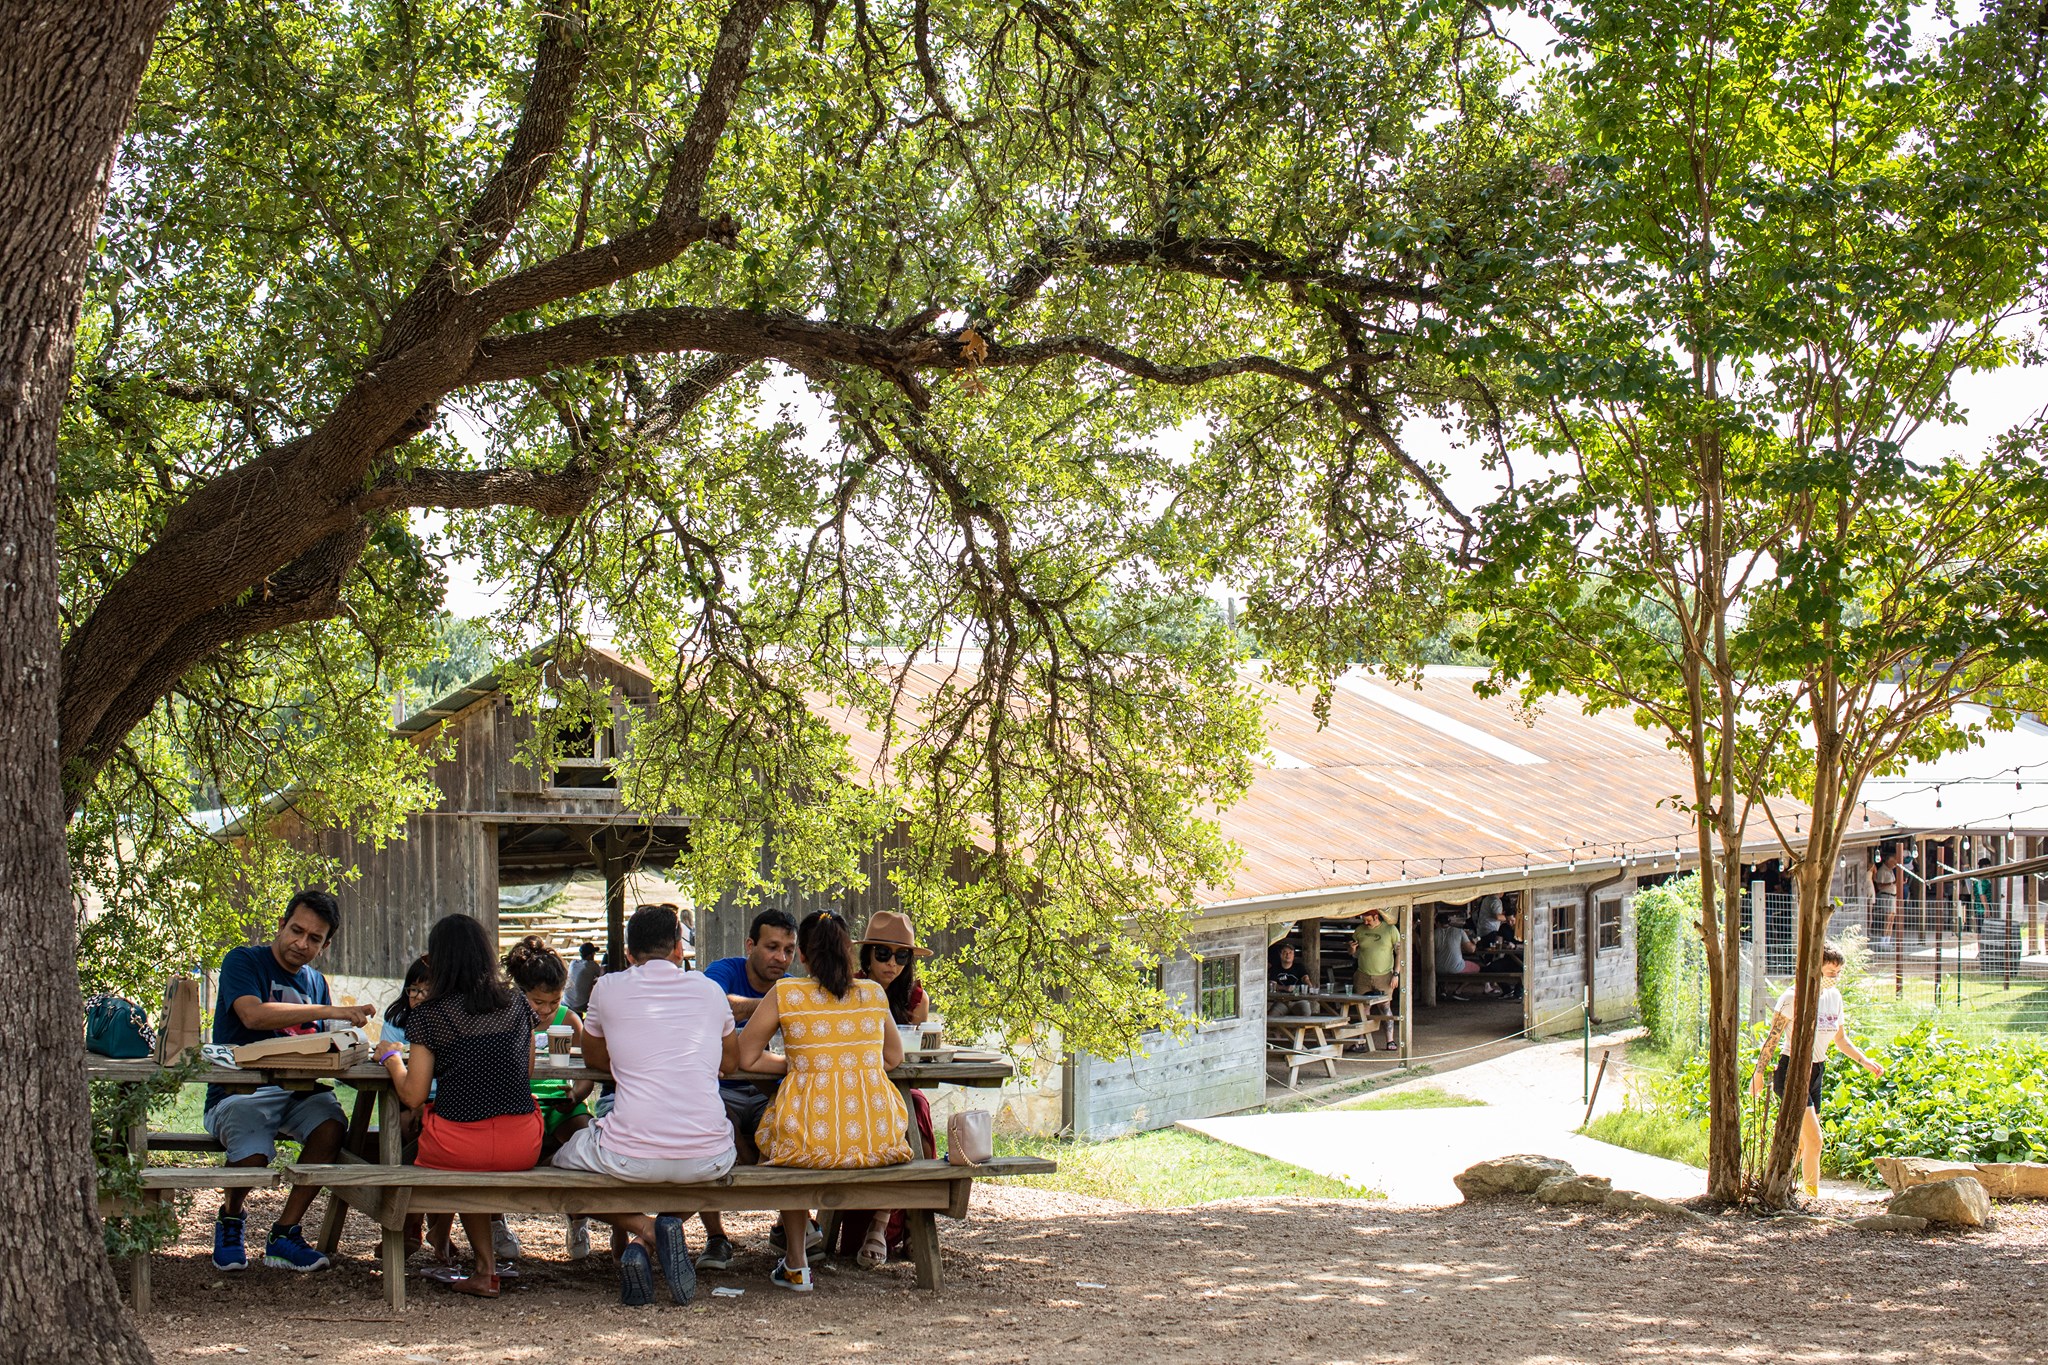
[231, 649, 688, 990]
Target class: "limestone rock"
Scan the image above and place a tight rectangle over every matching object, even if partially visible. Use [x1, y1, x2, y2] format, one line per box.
[1888, 1176, 1992, 1228]
[1454, 1155, 1576, 1200]
[1876, 1157, 2048, 1199]
[1875, 1156, 1981, 1192]
[1603, 1189, 1709, 1223]
[1852, 1213, 1930, 1233]
[1534, 1173, 1614, 1205]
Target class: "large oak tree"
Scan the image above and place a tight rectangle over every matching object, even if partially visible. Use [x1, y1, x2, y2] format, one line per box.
[14, 0, 1547, 1349]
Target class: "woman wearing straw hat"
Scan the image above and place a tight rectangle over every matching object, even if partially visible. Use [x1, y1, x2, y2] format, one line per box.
[836, 911, 935, 1268]
[857, 911, 932, 1027]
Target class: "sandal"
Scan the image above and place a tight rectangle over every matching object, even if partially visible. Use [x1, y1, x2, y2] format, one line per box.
[857, 1224, 889, 1271]
[447, 1272, 501, 1298]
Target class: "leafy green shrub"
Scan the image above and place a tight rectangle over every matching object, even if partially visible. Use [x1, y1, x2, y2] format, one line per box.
[1673, 1022, 2048, 1181]
[92, 1056, 206, 1257]
[1634, 874, 1704, 1052]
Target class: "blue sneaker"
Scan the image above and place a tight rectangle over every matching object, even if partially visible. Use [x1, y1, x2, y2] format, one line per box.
[619, 1243, 654, 1307]
[262, 1223, 331, 1273]
[212, 1215, 247, 1271]
[653, 1214, 696, 1305]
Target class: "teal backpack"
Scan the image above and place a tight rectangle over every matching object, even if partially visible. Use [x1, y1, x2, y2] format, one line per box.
[84, 994, 156, 1059]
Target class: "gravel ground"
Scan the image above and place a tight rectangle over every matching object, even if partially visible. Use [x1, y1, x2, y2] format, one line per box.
[138, 1186, 2048, 1364]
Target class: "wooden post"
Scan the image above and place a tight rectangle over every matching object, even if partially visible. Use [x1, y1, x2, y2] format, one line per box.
[1300, 917, 1323, 991]
[379, 1086, 407, 1313]
[603, 828, 629, 970]
[2028, 835, 2041, 957]
[1749, 879, 1770, 1022]
[126, 1099, 150, 1313]
[1417, 902, 1437, 1010]
[906, 1208, 942, 1290]
[1399, 900, 1414, 1062]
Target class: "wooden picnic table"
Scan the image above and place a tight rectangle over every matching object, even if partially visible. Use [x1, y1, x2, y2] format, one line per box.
[1263, 1013, 1348, 1051]
[88, 1053, 1018, 1309]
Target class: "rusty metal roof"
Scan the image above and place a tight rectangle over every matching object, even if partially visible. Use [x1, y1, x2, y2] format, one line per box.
[815, 660, 1876, 908]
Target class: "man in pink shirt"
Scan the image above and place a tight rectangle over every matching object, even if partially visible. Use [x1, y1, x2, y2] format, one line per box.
[552, 904, 736, 1307]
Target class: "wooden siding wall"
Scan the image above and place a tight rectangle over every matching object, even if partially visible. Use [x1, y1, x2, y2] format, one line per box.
[1069, 923, 1270, 1138]
[1525, 881, 1638, 1037]
[700, 821, 979, 966]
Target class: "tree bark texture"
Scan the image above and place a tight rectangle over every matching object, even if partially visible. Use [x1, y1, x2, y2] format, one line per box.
[0, 3, 170, 1360]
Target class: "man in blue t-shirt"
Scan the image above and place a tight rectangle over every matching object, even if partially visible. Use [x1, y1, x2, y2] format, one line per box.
[203, 889, 375, 1274]
[690, 907, 797, 1269]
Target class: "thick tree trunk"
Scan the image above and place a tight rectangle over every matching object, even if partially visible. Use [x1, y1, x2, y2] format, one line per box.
[0, 4, 171, 1361]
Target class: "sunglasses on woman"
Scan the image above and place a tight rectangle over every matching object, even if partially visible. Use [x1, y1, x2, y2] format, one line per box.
[871, 946, 915, 966]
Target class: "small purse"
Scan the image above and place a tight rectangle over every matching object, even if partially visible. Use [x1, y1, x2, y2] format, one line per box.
[945, 1108, 994, 1166]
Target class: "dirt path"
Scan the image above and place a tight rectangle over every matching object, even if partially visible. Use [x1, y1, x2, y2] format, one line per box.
[138, 1186, 2046, 1364]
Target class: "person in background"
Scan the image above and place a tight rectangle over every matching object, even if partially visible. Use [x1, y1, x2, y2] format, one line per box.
[1348, 908, 1401, 1049]
[1475, 904, 1525, 995]
[1872, 844, 1905, 946]
[837, 911, 934, 1269]
[739, 914, 912, 1291]
[1434, 910, 1483, 1002]
[675, 905, 697, 956]
[1750, 945, 1885, 1199]
[503, 936, 595, 1259]
[553, 904, 737, 1306]
[566, 941, 601, 1015]
[693, 908, 798, 1268]
[1269, 943, 1310, 993]
[378, 913, 541, 1298]
[1267, 942, 1314, 1019]
[1969, 855, 1996, 936]
[204, 888, 374, 1274]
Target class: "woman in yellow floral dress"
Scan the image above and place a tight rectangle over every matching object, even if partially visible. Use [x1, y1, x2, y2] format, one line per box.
[736, 913, 910, 1291]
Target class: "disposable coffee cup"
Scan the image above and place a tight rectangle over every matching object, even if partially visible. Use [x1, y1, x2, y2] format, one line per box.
[919, 1024, 944, 1051]
[547, 1024, 574, 1066]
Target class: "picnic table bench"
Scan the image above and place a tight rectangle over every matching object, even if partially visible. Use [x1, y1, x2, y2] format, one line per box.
[1264, 1012, 1350, 1087]
[1437, 970, 1521, 1000]
[89, 1054, 1045, 1311]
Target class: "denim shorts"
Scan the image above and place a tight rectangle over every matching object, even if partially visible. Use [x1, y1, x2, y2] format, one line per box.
[203, 1085, 347, 1164]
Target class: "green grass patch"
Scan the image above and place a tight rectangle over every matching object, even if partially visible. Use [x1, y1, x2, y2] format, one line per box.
[1582, 1105, 1709, 1168]
[996, 1127, 1378, 1205]
[1337, 1086, 1486, 1111]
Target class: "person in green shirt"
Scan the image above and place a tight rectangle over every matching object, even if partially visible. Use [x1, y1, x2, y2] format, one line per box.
[1969, 855, 1995, 935]
[1350, 909, 1400, 1049]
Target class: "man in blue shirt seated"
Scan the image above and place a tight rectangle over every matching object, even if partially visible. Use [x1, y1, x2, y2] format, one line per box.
[204, 889, 375, 1274]
[690, 908, 796, 1269]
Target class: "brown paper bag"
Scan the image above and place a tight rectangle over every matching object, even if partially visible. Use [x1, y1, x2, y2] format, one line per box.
[154, 974, 203, 1064]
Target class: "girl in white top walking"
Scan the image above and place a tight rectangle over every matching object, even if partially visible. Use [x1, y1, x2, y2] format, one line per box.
[1750, 945, 1885, 1198]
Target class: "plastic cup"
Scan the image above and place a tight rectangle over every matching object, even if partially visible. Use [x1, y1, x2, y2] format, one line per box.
[898, 1024, 922, 1056]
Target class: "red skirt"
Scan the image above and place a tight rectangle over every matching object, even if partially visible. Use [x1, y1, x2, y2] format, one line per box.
[416, 1106, 543, 1171]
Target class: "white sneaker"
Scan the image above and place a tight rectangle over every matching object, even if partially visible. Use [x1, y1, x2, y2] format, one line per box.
[566, 1216, 591, 1261]
[492, 1220, 523, 1260]
[770, 1259, 814, 1292]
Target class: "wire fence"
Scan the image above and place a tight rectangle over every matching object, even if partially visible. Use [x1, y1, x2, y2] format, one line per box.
[1712, 891, 2048, 1045]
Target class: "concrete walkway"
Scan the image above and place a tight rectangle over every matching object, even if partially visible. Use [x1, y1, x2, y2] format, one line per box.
[1182, 1030, 1882, 1206]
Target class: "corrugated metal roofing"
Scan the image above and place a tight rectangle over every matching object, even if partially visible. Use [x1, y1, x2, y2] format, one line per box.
[814, 660, 1858, 906]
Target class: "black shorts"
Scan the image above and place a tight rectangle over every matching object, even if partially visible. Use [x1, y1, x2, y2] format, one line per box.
[722, 1085, 771, 1150]
[1772, 1057, 1824, 1112]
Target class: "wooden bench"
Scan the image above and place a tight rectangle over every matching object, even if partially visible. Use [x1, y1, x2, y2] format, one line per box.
[1438, 971, 1521, 1001]
[1268, 1043, 1340, 1088]
[296, 1155, 1055, 1304]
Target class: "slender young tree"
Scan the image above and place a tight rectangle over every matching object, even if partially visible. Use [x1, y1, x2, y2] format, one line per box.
[1470, 0, 2048, 1203]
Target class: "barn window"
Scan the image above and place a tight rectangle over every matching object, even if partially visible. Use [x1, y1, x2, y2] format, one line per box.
[1598, 898, 1625, 951]
[1549, 902, 1578, 957]
[1199, 955, 1241, 1021]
